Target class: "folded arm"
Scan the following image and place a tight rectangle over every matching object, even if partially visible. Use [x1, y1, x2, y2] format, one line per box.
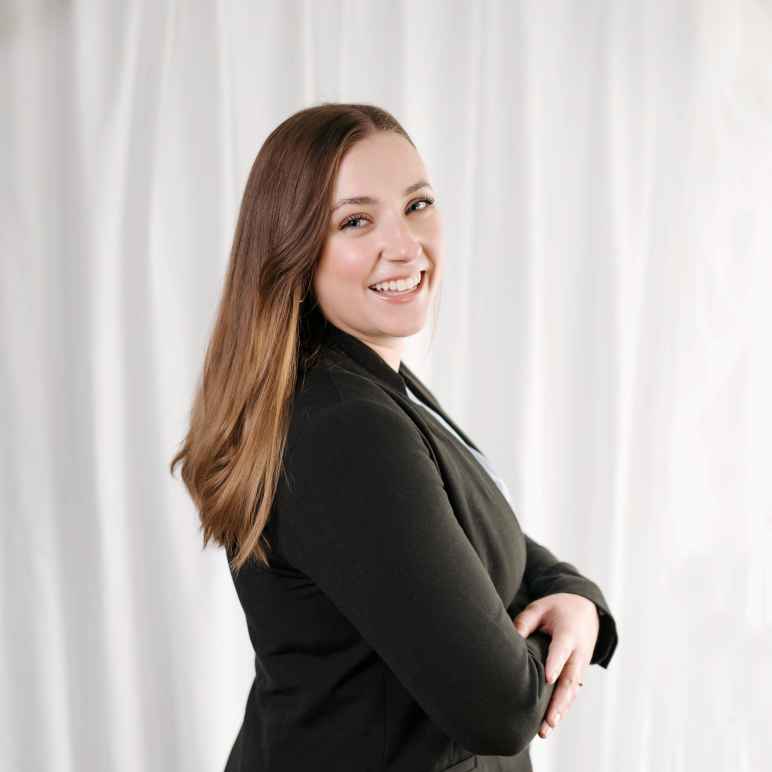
[278, 399, 559, 757]
[508, 533, 619, 668]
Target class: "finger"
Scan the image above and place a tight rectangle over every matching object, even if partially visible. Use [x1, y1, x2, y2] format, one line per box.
[512, 601, 543, 638]
[539, 719, 554, 739]
[545, 653, 586, 725]
[558, 650, 587, 695]
[544, 634, 574, 684]
[545, 680, 571, 728]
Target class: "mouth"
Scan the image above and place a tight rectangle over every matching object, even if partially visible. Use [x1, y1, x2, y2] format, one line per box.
[368, 270, 427, 297]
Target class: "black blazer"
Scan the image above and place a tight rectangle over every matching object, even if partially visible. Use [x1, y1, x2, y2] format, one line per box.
[224, 322, 618, 772]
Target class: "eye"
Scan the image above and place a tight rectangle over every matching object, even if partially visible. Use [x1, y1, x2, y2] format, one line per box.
[339, 214, 369, 231]
[408, 196, 435, 213]
[339, 196, 436, 231]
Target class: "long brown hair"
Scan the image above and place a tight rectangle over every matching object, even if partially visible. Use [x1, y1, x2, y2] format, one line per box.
[169, 103, 417, 574]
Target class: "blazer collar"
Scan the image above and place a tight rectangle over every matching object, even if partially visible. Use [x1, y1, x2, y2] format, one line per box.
[320, 320, 483, 454]
[321, 321, 409, 396]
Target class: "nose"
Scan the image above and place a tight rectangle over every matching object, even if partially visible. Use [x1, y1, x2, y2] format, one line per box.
[381, 218, 423, 263]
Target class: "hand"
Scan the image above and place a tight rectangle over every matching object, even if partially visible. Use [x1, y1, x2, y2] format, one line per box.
[512, 592, 600, 739]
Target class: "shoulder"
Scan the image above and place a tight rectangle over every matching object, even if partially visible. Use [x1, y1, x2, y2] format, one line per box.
[296, 347, 389, 403]
[276, 391, 444, 537]
[288, 394, 425, 465]
[288, 351, 420, 452]
[282, 366, 439, 495]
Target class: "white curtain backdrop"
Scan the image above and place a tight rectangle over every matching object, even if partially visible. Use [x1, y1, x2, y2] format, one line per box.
[2, 1, 771, 770]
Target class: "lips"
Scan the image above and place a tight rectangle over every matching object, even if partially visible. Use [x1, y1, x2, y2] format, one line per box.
[368, 270, 425, 291]
[368, 270, 427, 298]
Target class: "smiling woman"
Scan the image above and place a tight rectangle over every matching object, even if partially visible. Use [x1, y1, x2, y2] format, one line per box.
[314, 129, 444, 370]
[169, 102, 618, 772]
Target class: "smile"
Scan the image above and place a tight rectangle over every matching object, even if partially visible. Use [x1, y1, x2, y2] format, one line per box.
[368, 270, 427, 302]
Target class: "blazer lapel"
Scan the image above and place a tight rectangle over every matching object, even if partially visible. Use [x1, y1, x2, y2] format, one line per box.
[398, 363, 484, 455]
[319, 321, 486, 456]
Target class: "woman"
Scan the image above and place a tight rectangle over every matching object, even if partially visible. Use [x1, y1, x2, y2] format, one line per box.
[170, 103, 618, 772]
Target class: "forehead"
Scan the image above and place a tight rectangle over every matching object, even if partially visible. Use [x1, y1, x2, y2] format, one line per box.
[333, 132, 425, 195]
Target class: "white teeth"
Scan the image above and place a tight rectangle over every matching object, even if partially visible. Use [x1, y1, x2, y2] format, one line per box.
[370, 271, 422, 293]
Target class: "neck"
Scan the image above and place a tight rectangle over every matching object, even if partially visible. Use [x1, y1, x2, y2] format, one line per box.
[366, 341, 401, 372]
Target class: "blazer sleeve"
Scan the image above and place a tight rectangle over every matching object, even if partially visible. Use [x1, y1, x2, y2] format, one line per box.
[277, 398, 556, 757]
[511, 533, 619, 669]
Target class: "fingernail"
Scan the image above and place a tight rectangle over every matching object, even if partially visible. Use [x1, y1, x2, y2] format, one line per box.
[544, 725, 552, 737]
[555, 712, 561, 724]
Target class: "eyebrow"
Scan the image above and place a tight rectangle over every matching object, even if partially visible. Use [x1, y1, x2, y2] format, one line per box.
[331, 180, 433, 213]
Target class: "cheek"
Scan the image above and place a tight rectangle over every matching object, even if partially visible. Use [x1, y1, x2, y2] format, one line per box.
[422, 217, 443, 253]
[337, 251, 369, 282]
[425, 226, 444, 268]
[317, 245, 371, 291]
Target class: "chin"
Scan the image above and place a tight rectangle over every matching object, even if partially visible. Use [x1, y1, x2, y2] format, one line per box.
[377, 318, 427, 339]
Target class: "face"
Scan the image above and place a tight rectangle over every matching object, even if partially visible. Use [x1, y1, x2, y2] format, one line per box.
[313, 131, 444, 370]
